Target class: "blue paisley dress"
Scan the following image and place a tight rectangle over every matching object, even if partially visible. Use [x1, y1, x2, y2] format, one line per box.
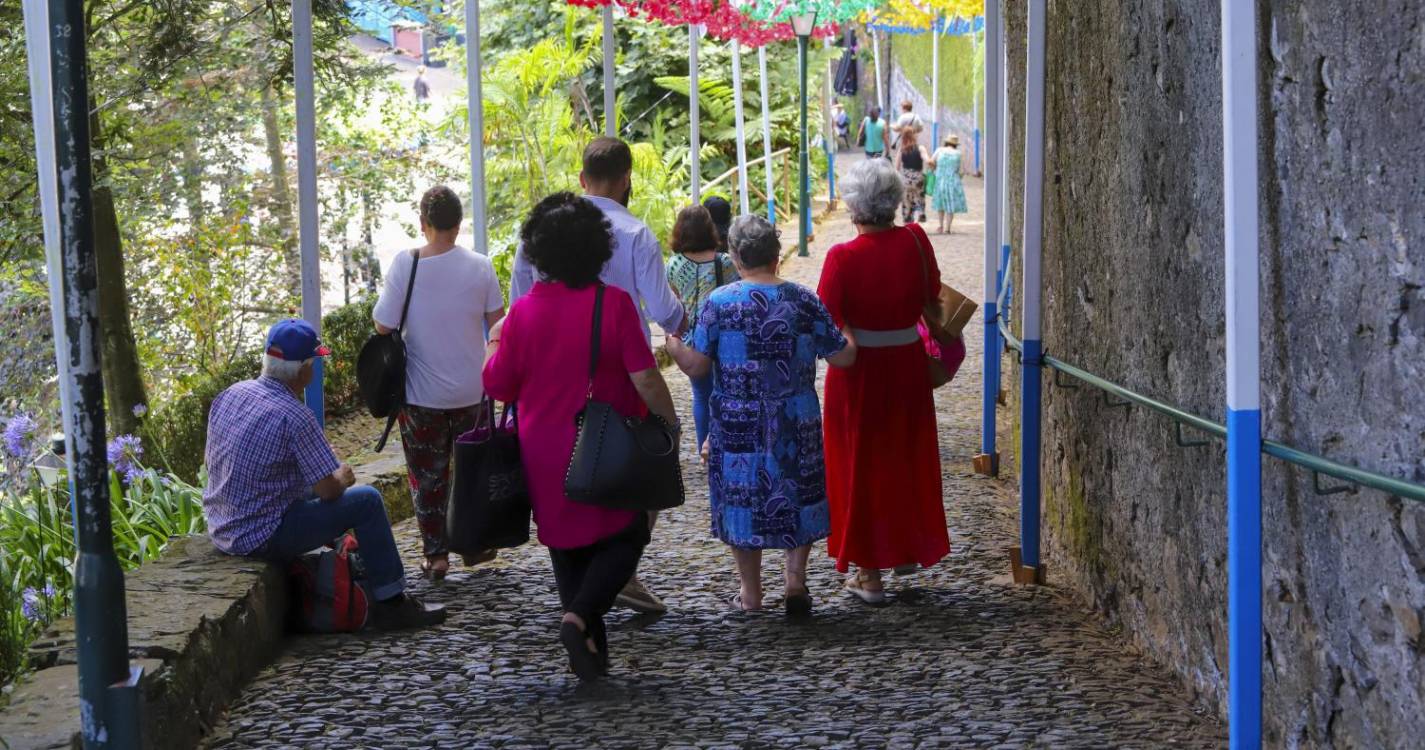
[691, 281, 847, 549]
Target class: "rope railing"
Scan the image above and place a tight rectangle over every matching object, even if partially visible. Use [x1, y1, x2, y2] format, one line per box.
[991, 275, 1425, 503]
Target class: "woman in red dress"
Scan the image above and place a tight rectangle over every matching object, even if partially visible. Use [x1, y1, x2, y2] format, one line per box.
[818, 157, 949, 606]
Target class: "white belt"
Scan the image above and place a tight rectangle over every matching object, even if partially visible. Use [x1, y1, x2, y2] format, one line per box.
[849, 326, 920, 348]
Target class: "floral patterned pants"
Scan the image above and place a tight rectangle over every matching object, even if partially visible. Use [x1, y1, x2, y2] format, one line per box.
[901, 168, 927, 222]
[398, 403, 487, 557]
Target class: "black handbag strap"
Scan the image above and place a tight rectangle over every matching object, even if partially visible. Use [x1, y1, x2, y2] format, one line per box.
[585, 284, 605, 398]
[397, 249, 421, 333]
[373, 249, 421, 453]
[713, 254, 725, 288]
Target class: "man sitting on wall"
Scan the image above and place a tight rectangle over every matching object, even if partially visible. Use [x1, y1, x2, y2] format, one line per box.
[202, 318, 445, 630]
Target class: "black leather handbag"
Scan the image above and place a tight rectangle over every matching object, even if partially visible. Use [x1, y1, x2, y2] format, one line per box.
[356, 250, 419, 451]
[564, 285, 686, 511]
[446, 400, 531, 553]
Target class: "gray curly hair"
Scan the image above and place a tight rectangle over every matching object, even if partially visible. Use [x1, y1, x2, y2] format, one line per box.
[841, 157, 904, 226]
[727, 214, 781, 269]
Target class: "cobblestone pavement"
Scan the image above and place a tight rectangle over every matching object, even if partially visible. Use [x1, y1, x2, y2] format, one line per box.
[206, 162, 1226, 749]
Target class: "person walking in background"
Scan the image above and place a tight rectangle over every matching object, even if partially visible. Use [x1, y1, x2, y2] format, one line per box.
[373, 185, 506, 581]
[889, 100, 924, 149]
[412, 65, 431, 102]
[510, 136, 684, 614]
[666, 205, 739, 455]
[484, 193, 679, 680]
[856, 105, 890, 160]
[817, 159, 948, 606]
[896, 127, 930, 225]
[929, 135, 970, 234]
[832, 101, 851, 150]
[666, 216, 857, 616]
[702, 195, 733, 253]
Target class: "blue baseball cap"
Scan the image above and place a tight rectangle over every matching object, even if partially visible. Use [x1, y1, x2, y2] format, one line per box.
[265, 319, 331, 361]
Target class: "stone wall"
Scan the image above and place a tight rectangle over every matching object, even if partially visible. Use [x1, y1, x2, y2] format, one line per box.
[1001, 1, 1425, 747]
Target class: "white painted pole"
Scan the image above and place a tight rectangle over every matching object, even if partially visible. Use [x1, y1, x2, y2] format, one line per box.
[732, 39, 751, 215]
[21, 0, 74, 450]
[689, 24, 702, 203]
[971, 24, 980, 172]
[759, 45, 776, 222]
[465, 0, 487, 255]
[1222, 0, 1263, 746]
[603, 5, 617, 137]
[977, 0, 1002, 476]
[1019, 0, 1047, 571]
[872, 28, 885, 114]
[293, 0, 324, 425]
[932, 18, 941, 146]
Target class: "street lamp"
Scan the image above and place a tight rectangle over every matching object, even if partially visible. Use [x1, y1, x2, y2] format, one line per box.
[791, 12, 815, 258]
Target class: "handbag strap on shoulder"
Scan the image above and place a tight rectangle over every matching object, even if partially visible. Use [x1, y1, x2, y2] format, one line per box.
[585, 284, 605, 399]
[906, 226, 933, 306]
[397, 249, 421, 333]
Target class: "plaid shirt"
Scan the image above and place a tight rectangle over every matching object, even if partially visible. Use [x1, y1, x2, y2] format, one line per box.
[203, 376, 340, 554]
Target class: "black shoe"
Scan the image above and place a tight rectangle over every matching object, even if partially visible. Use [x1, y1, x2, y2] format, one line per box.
[560, 621, 603, 681]
[370, 594, 446, 631]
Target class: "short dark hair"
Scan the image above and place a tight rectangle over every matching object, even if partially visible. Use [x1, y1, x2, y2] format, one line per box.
[520, 192, 613, 288]
[868, 105, 882, 121]
[701, 196, 732, 247]
[420, 185, 462, 231]
[671, 205, 719, 255]
[581, 137, 633, 184]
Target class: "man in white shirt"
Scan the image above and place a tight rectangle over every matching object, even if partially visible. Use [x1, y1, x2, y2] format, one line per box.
[890, 100, 925, 148]
[510, 137, 683, 614]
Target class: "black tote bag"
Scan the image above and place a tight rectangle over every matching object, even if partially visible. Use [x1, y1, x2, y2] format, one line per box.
[445, 400, 531, 553]
[563, 285, 685, 512]
[356, 250, 420, 451]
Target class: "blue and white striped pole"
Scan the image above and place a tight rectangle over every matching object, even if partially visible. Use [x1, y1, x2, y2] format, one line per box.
[759, 45, 776, 223]
[294, 0, 324, 428]
[1222, 0, 1262, 746]
[931, 19, 941, 147]
[976, 0, 1002, 478]
[1017, 0, 1047, 576]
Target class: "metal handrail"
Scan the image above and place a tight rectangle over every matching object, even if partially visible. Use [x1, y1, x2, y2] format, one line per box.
[995, 318, 1425, 503]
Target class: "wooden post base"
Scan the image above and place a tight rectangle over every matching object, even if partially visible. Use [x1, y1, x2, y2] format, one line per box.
[997, 389, 1008, 406]
[973, 452, 1000, 477]
[1009, 547, 1047, 585]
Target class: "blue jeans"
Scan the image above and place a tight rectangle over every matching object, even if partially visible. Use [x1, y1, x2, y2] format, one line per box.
[254, 485, 405, 601]
[689, 373, 713, 450]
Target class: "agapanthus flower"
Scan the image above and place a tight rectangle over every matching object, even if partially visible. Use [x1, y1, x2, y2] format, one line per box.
[131, 403, 148, 418]
[107, 433, 144, 483]
[3, 413, 38, 458]
[21, 587, 41, 621]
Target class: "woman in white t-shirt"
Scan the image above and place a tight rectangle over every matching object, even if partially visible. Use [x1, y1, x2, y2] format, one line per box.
[373, 185, 506, 580]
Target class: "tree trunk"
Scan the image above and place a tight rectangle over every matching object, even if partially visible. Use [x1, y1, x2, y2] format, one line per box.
[90, 110, 149, 437]
[261, 83, 302, 299]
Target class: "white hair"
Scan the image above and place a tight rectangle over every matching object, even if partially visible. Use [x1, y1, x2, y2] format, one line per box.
[262, 355, 312, 383]
[841, 157, 904, 226]
[727, 215, 781, 269]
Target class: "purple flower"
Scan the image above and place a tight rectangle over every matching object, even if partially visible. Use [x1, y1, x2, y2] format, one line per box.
[131, 403, 148, 418]
[107, 434, 144, 483]
[21, 588, 40, 621]
[42, 583, 55, 599]
[3, 414, 37, 458]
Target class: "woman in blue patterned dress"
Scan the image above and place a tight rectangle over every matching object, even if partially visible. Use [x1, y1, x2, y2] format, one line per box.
[930, 135, 969, 233]
[666, 215, 857, 617]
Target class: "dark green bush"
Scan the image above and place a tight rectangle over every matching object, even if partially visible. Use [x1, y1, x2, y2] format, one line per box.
[140, 300, 375, 483]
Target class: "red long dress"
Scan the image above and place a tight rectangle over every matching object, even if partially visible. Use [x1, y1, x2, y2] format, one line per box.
[818, 223, 949, 572]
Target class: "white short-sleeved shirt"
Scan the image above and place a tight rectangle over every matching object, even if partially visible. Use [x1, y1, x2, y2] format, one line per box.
[373, 246, 504, 409]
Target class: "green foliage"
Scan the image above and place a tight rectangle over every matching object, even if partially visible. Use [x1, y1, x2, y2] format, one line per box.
[321, 297, 377, 417]
[140, 353, 259, 484]
[0, 460, 206, 685]
[893, 32, 981, 125]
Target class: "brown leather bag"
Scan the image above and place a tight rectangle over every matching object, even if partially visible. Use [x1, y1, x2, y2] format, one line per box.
[907, 226, 977, 344]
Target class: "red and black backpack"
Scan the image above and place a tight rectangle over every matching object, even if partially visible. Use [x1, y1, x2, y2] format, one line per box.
[288, 533, 369, 633]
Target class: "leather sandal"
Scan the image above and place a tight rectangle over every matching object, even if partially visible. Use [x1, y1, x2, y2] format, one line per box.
[844, 571, 888, 607]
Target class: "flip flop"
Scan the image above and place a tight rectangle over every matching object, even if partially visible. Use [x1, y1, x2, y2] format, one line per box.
[844, 575, 888, 607]
[784, 588, 813, 619]
[729, 593, 762, 612]
[560, 621, 603, 681]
